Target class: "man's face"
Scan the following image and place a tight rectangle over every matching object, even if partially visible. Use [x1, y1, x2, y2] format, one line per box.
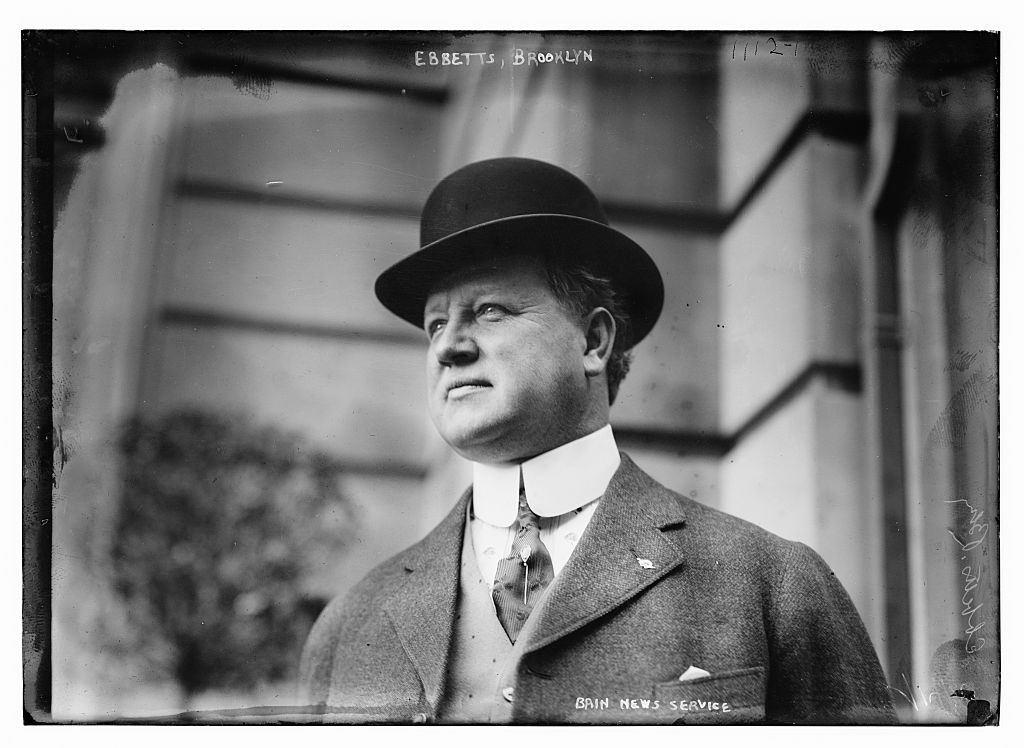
[423, 255, 594, 463]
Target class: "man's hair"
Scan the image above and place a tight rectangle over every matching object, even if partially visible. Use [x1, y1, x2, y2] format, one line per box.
[542, 258, 634, 405]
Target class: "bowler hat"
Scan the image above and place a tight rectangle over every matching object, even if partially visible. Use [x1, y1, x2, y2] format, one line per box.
[374, 157, 664, 347]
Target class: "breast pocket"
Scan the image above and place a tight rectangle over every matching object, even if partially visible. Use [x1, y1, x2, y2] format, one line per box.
[653, 666, 766, 724]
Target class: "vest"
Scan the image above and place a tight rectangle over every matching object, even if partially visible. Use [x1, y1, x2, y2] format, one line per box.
[436, 516, 553, 723]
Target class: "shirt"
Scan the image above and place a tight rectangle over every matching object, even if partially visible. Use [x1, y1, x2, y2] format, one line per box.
[470, 424, 621, 585]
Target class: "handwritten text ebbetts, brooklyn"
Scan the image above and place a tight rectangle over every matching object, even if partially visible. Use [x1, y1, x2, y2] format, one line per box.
[415, 48, 593, 68]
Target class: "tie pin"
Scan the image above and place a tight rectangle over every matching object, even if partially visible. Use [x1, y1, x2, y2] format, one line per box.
[520, 546, 532, 604]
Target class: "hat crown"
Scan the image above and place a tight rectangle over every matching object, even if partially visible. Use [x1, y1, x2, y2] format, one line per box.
[421, 157, 609, 247]
[375, 157, 664, 348]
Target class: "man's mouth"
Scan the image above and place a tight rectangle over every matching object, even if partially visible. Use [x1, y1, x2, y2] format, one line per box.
[446, 379, 491, 399]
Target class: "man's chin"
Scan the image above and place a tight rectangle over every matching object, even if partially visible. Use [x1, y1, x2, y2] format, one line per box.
[438, 422, 523, 464]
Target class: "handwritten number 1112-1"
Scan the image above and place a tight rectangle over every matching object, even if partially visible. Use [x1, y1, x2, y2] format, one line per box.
[732, 38, 798, 60]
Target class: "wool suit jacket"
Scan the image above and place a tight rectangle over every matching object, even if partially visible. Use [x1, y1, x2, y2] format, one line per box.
[299, 454, 896, 725]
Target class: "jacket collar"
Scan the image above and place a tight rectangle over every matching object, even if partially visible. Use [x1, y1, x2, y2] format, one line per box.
[521, 453, 690, 654]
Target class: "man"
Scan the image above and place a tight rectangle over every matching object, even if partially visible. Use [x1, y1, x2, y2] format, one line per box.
[298, 157, 896, 725]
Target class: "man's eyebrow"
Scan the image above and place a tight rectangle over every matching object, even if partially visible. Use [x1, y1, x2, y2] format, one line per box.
[423, 296, 450, 315]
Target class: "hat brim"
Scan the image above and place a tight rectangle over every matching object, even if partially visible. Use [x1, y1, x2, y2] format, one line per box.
[374, 214, 665, 347]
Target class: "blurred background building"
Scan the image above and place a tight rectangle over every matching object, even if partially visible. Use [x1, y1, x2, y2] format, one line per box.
[24, 31, 998, 723]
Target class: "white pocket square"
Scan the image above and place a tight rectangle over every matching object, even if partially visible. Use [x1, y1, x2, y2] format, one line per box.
[678, 665, 711, 682]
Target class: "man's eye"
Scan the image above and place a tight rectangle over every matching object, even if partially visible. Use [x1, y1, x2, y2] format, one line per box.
[477, 303, 506, 319]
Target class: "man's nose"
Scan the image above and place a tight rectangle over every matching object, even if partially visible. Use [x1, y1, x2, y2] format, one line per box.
[434, 319, 479, 366]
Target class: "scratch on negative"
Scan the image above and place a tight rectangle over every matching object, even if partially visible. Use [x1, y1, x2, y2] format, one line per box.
[926, 368, 996, 452]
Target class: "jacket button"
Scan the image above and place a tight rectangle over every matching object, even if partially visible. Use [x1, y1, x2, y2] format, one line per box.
[502, 686, 515, 703]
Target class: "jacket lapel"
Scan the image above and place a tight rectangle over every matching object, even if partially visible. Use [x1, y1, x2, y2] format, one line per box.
[382, 489, 470, 713]
[523, 454, 690, 654]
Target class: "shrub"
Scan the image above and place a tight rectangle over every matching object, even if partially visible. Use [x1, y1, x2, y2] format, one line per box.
[112, 410, 354, 696]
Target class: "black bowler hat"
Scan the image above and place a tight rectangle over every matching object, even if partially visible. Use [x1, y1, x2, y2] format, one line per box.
[374, 157, 664, 347]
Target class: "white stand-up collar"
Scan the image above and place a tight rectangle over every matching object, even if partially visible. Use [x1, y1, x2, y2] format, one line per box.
[471, 424, 621, 527]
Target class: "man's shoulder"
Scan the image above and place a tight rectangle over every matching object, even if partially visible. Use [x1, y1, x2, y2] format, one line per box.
[684, 493, 798, 555]
[315, 490, 468, 614]
[303, 537, 438, 655]
[621, 454, 809, 567]
[298, 505, 468, 696]
[309, 554, 405, 633]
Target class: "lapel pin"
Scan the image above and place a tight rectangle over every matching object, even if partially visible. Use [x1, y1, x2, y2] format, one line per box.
[636, 557, 655, 569]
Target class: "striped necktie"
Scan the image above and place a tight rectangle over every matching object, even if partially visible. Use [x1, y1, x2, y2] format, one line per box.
[491, 480, 555, 643]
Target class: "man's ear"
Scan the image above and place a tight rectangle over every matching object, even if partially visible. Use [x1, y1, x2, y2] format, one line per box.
[582, 307, 615, 379]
